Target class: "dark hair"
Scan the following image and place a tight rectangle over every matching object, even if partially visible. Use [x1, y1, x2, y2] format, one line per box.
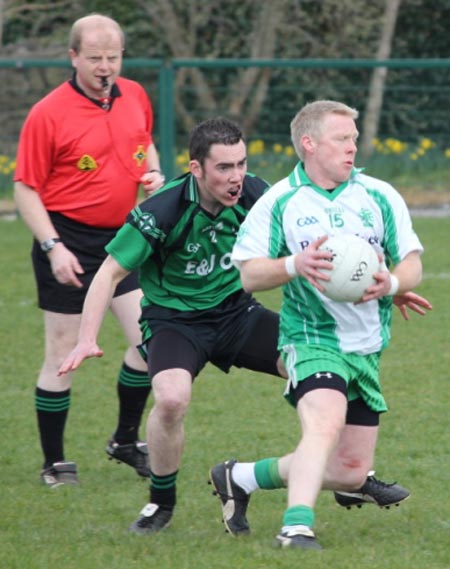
[189, 117, 244, 165]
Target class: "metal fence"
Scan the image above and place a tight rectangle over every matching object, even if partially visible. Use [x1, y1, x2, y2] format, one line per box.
[1, 58, 449, 180]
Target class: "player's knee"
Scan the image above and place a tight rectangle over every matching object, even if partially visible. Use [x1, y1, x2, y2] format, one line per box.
[152, 369, 192, 423]
[334, 457, 372, 489]
[155, 394, 190, 425]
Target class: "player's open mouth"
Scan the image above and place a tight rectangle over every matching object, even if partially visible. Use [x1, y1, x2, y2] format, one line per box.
[227, 188, 241, 199]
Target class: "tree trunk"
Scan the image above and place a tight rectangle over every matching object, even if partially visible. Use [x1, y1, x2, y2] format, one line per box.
[360, 0, 402, 160]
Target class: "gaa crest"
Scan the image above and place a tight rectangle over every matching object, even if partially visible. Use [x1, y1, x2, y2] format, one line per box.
[133, 145, 147, 167]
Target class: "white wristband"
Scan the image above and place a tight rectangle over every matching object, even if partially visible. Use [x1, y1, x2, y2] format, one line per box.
[388, 274, 399, 296]
[285, 254, 298, 278]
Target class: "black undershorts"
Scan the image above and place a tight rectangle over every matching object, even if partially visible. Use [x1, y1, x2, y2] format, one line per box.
[290, 373, 380, 426]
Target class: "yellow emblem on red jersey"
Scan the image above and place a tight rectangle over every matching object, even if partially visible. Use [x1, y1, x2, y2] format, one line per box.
[77, 155, 98, 171]
[133, 144, 147, 167]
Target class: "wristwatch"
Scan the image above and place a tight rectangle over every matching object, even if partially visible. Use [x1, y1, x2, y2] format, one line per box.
[40, 237, 62, 252]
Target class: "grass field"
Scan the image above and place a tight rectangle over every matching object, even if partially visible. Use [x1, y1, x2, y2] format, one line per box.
[1, 216, 449, 569]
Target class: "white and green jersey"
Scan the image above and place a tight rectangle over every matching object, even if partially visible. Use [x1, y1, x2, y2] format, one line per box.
[232, 162, 423, 355]
[106, 171, 270, 312]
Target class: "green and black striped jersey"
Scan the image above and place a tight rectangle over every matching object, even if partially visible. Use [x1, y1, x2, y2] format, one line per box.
[106, 171, 270, 312]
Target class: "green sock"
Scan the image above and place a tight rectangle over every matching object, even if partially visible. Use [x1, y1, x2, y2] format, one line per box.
[254, 458, 285, 489]
[283, 505, 315, 528]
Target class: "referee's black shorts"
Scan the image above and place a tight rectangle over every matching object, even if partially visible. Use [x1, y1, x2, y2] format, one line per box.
[140, 290, 281, 380]
[31, 212, 139, 314]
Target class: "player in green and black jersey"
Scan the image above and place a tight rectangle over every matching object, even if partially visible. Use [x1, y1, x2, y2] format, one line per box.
[59, 117, 284, 532]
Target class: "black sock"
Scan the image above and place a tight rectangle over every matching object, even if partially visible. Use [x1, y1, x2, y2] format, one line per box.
[113, 363, 151, 444]
[35, 387, 70, 468]
[150, 471, 178, 510]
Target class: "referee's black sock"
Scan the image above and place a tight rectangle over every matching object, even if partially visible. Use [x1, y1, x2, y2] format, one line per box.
[150, 470, 178, 510]
[35, 387, 70, 468]
[113, 363, 151, 444]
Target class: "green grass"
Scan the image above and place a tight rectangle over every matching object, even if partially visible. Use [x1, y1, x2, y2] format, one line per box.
[1, 216, 449, 568]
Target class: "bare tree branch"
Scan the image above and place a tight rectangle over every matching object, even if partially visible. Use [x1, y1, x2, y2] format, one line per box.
[229, 2, 285, 119]
[239, 67, 272, 134]
[0, 0, 73, 48]
[4, 1, 71, 18]
[139, 0, 217, 117]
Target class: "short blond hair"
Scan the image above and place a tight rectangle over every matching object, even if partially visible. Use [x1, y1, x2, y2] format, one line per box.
[69, 14, 125, 53]
[290, 100, 359, 160]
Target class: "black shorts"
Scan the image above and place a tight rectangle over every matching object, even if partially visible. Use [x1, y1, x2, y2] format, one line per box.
[141, 291, 281, 380]
[32, 212, 139, 314]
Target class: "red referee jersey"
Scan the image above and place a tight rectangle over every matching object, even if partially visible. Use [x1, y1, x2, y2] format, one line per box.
[14, 77, 153, 228]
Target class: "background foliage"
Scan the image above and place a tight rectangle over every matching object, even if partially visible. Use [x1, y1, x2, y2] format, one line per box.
[0, 0, 449, 153]
[3, 0, 449, 59]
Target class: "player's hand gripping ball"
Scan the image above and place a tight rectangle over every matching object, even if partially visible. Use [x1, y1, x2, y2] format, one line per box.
[318, 235, 380, 302]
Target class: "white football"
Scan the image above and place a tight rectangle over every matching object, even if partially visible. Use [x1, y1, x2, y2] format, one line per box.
[318, 235, 380, 302]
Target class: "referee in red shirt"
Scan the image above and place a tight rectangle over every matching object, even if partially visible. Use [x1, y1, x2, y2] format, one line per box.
[14, 14, 165, 487]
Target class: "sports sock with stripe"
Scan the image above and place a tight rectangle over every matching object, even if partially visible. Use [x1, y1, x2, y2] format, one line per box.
[113, 363, 151, 444]
[232, 457, 285, 493]
[150, 470, 178, 510]
[35, 387, 70, 468]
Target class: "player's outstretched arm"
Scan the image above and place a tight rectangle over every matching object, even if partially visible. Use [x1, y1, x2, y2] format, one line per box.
[58, 255, 131, 375]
